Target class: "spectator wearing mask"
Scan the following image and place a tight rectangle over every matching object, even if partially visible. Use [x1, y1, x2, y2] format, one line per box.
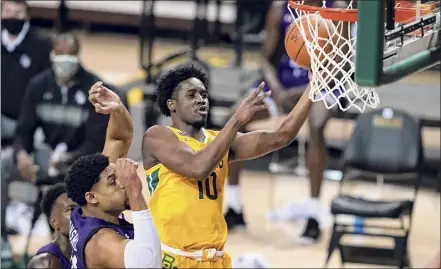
[1, 0, 52, 145]
[0, 33, 112, 259]
[13, 32, 112, 175]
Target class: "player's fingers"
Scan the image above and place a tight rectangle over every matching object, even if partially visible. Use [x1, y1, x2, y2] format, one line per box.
[100, 85, 111, 93]
[253, 103, 270, 112]
[115, 158, 122, 170]
[94, 103, 103, 113]
[117, 158, 129, 172]
[89, 81, 103, 94]
[252, 90, 271, 105]
[124, 158, 132, 170]
[130, 159, 138, 168]
[248, 82, 265, 101]
[89, 93, 99, 103]
[130, 162, 139, 174]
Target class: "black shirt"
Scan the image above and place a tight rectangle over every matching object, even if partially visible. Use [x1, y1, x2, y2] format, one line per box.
[14, 66, 111, 159]
[1, 29, 52, 120]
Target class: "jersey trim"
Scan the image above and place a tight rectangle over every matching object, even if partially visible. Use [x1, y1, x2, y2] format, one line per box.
[167, 126, 209, 144]
[146, 166, 160, 195]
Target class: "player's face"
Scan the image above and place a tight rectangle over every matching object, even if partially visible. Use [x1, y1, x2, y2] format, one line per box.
[173, 78, 209, 128]
[91, 163, 128, 214]
[50, 193, 76, 236]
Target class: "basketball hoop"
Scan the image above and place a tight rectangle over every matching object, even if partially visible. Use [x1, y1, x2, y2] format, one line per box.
[287, 0, 437, 112]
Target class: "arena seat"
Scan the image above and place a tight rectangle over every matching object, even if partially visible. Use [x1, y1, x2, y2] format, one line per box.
[331, 195, 413, 219]
[325, 108, 425, 269]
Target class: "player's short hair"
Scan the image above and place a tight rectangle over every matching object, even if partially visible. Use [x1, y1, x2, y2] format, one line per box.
[156, 64, 209, 117]
[41, 183, 66, 219]
[65, 153, 109, 206]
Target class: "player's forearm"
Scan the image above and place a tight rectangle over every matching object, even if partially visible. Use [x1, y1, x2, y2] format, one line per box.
[127, 191, 148, 212]
[106, 102, 133, 142]
[124, 210, 161, 268]
[273, 86, 312, 146]
[191, 117, 241, 180]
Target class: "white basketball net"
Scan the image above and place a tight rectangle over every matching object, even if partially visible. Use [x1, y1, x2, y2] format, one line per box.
[288, 1, 380, 113]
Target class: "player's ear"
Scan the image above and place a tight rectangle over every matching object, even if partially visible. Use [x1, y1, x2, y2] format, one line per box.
[167, 99, 176, 113]
[85, 192, 98, 205]
[49, 216, 59, 231]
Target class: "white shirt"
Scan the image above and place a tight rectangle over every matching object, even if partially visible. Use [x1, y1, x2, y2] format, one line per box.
[1, 21, 30, 52]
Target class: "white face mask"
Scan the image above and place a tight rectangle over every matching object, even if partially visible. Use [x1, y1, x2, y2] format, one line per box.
[51, 53, 80, 80]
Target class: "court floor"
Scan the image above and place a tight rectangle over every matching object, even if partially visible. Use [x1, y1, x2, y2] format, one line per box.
[8, 31, 440, 268]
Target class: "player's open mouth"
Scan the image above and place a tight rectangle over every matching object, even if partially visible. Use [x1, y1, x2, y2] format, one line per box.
[197, 106, 208, 116]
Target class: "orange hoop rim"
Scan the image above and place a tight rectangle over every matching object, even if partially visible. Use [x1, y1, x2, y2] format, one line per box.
[288, 0, 437, 23]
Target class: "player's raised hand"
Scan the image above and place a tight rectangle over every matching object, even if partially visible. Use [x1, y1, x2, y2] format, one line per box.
[88, 81, 121, 114]
[233, 82, 271, 125]
[115, 158, 142, 192]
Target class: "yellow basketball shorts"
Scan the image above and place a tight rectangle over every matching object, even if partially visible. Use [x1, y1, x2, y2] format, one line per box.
[161, 250, 232, 268]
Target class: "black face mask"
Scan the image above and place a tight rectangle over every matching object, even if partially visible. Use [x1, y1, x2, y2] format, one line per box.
[2, 18, 25, 35]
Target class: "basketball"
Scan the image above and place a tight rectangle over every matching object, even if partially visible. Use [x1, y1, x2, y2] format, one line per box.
[284, 15, 335, 69]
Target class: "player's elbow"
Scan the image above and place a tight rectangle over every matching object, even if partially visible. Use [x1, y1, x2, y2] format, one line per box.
[273, 129, 294, 149]
[188, 164, 211, 181]
[185, 156, 213, 180]
[109, 129, 133, 142]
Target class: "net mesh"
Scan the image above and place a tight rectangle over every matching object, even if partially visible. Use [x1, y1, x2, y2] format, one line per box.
[287, 1, 380, 112]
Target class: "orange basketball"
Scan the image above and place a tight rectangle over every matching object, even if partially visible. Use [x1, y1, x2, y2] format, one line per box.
[284, 15, 335, 69]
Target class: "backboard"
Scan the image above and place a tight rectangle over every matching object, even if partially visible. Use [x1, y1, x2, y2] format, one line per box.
[355, 1, 440, 87]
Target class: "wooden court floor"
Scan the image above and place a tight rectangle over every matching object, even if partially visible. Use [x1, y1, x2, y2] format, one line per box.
[9, 31, 440, 268]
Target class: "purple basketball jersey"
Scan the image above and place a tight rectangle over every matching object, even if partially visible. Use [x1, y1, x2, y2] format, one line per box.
[69, 206, 134, 269]
[261, 0, 334, 92]
[35, 242, 71, 269]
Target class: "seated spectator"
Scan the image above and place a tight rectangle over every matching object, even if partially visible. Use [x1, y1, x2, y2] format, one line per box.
[1, 32, 114, 264]
[27, 183, 75, 269]
[1, 0, 52, 146]
[13, 31, 112, 174]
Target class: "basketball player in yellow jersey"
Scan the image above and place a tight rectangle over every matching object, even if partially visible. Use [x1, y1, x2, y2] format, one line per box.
[143, 64, 314, 268]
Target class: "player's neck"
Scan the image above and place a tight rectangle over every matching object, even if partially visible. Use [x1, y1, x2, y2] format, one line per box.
[171, 123, 204, 141]
[53, 232, 71, 259]
[82, 206, 120, 225]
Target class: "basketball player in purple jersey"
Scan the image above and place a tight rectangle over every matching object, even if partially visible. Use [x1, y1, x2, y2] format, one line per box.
[65, 82, 161, 268]
[27, 183, 75, 269]
[225, 0, 349, 243]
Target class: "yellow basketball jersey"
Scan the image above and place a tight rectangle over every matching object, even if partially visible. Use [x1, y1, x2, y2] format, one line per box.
[145, 127, 229, 252]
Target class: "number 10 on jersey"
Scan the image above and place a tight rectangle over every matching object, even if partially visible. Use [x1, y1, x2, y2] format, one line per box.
[198, 172, 218, 200]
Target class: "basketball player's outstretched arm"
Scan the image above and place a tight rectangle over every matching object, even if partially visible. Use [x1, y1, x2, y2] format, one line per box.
[143, 83, 271, 180]
[84, 159, 161, 269]
[229, 84, 313, 162]
[88, 82, 133, 163]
